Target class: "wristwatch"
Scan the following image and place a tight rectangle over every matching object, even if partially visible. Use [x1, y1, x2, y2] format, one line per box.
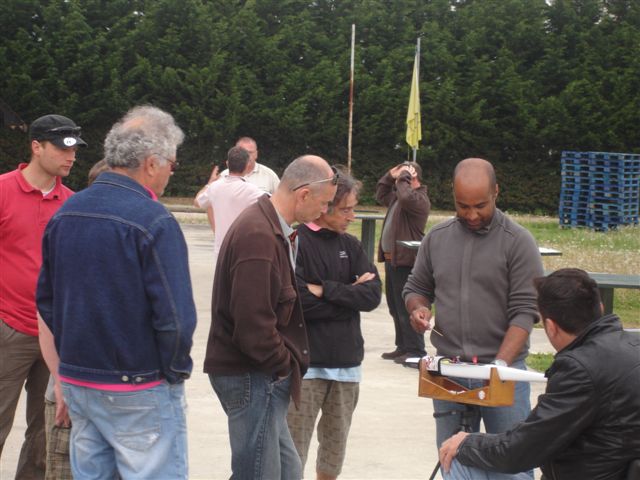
[491, 359, 508, 367]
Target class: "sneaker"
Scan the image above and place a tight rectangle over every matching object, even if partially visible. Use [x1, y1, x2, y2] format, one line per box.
[381, 349, 406, 360]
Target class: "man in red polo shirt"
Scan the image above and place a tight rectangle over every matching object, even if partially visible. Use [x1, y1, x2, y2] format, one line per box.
[0, 114, 85, 479]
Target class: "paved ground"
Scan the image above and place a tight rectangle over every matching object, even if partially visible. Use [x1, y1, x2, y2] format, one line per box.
[1, 223, 552, 479]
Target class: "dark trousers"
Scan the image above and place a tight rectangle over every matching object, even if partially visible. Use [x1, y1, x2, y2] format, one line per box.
[0, 319, 48, 480]
[384, 262, 426, 356]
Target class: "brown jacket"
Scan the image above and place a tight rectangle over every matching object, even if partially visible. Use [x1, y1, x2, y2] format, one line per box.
[203, 195, 309, 404]
[376, 170, 430, 267]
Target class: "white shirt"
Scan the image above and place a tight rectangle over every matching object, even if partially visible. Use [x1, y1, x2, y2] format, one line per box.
[196, 176, 265, 257]
[221, 162, 279, 194]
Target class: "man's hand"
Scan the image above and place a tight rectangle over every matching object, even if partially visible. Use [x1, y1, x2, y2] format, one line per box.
[307, 283, 323, 298]
[389, 164, 408, 179]
[353, 272, 376, 285]
[409, 306, 432, 334]
[403, 164, 417, 179]
[193, 165, 221, 208]
[54, 381, 71, 428]
[389, 164, 416, 180]
[439, 431, 469, 472]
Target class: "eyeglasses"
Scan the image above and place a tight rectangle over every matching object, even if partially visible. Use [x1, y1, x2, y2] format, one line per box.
[152, 153, 179, 172]
[152, 154, 179, 172]
[167, 158, 179, 173]
[291, 166, 339, 191]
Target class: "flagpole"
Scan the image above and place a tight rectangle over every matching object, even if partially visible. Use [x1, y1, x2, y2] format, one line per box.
[412, 37, 420, 162]
[347, 24, 355, 174]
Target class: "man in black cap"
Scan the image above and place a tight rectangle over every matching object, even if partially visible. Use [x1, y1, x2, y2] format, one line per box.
[0, 114, 85, 479]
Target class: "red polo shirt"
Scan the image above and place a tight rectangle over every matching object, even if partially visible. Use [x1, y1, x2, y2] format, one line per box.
[0, 163, 73, 336]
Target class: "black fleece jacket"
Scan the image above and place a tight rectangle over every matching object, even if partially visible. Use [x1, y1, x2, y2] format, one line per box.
[295, 224, 382, 368]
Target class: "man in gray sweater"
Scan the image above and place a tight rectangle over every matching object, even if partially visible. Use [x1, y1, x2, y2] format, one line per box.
[402, 158, 543, 475]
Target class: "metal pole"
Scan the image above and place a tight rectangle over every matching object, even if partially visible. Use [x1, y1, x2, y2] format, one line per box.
[347, 24, 355, 174]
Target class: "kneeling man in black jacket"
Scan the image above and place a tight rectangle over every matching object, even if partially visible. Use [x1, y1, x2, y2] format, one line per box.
[439, 268, 640, 480]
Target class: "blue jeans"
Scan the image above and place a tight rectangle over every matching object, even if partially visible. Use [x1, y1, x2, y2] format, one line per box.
[433, 360, 533, 479]
[444, 459, 533, 480]
[61, 381, 188, 479]
[210, 372, 302, 480]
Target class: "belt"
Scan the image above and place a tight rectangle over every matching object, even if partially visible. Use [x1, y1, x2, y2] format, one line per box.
[383, 252, 393, 261]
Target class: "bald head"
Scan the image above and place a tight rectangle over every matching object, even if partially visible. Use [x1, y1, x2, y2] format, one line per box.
[271, 154, 337, 225]
[236, 137, 258, 169]
[280, 155, 334, 191]
[453, 158, 497, 191]
[452, 158, 499, 231]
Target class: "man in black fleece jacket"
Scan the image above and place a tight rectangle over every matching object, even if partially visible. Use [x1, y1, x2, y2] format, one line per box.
[439, 268, 640, 480]
[287, 168, 382, 480]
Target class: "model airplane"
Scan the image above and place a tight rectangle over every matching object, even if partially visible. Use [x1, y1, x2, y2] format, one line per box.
[405, 355, 547, 383]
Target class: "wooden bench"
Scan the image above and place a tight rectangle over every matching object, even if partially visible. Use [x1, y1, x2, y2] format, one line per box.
[356, 212, 385, 261]
[397, 240, 562, 257]
[538, 247, 562, 256]
[355, 214, 562, 262]
[397, 240, 638, 315]
[166, 206, 387, 261]
[584, 272, 640, 315]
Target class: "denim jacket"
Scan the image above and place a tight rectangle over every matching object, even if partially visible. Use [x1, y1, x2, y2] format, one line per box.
[37, 172, 196, 385]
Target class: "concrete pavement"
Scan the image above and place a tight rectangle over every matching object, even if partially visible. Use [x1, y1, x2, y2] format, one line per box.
[1, 223, 552, 479]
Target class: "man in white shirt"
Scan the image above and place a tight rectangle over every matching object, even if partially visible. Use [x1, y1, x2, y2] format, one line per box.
[221, 137, 279, 194]
[195, 146, 265, 261]
[195, 137, 279, 230]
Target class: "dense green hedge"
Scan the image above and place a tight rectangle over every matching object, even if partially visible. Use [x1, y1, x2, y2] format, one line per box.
[1, 0, 638, 212]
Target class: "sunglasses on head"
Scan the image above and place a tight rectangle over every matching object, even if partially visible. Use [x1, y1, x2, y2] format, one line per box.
[291, 166, 339, 191]
[45, 126, 82, 136]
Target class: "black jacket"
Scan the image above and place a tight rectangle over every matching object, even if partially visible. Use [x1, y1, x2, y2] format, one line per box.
[295, 224, 382, 367]
[457, 314, 640, 480]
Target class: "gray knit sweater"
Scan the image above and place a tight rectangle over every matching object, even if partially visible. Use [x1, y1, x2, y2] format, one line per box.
[402, 209, 543, 363]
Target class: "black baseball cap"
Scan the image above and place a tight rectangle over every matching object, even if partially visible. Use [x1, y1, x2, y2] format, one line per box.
[29, 114, 87, 148]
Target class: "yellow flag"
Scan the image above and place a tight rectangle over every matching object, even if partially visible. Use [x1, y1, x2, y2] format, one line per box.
[406, 54, 422, 150]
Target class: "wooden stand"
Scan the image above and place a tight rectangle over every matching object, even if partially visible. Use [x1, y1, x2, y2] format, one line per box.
[418, 358, 515, 407]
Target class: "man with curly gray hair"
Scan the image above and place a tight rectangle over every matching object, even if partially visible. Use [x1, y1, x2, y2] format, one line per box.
[37, 105, 196, 479]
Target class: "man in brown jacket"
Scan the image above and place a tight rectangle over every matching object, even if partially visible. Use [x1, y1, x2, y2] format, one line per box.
[204, 155, 337, 480]
[376, 161, 430, 364]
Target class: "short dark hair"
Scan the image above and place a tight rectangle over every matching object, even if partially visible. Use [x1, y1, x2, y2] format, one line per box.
[328, 165, 361, 212]
[534, 268, 602, 334]
[227, 146, 250, 173]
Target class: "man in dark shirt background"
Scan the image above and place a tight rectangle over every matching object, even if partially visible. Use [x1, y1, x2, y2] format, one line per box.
[376, 161, 430, 364]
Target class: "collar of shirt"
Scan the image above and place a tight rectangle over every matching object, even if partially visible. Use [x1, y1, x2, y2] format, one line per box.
[305, 221, 322, 232]
[230, 175, 247, 181]
[276, 211, 297, 266]
[143, 185, 158, 201]
[221, 168, 256, 179]
[15, 162, 63, 196]
[456, 211, 499, 236]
